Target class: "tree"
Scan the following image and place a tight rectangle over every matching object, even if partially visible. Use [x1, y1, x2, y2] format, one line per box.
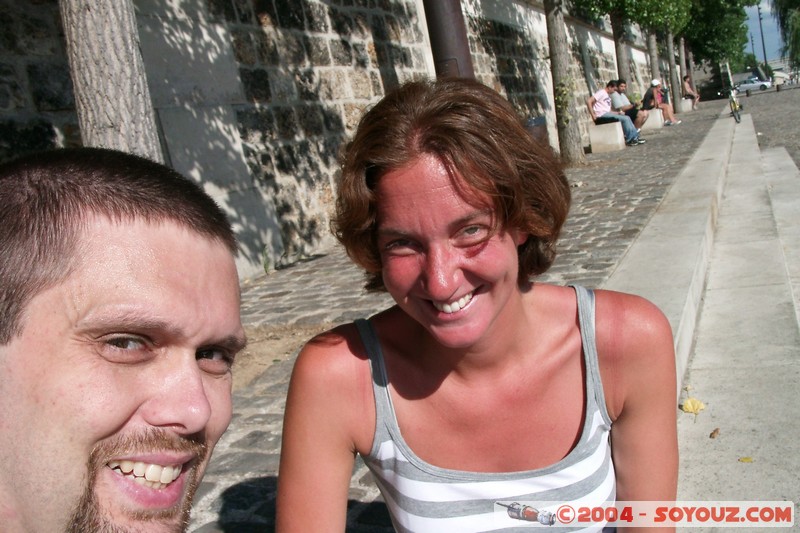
[571, 0, 689, 87]
[571, 0, 637, 82]
[543, 0, 585, 165]
[60, 0, 163, 162]
[770, 0, 800, 68]
[683, 0, 752, 66]
[784, 10, 800, 68]
[633, 0, 691, 106]
[647, 33, 661, 81]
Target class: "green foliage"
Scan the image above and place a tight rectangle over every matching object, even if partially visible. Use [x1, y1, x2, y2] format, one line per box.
[771, 0, 800, 42]
[683, 0, 751, 64]
[570, 0, 690, 32]
[785, 9, 800, 68]
[554, 77, 577, 126]
[731, 51, 758, 72]
[772, 1, 800, 69]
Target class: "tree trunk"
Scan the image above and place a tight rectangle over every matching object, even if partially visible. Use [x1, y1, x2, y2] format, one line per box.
[686, 46, 695, 90]
[678, 36, 687, 81]
[60, 0, 163, 162]
[665, 31, 680, 113]
[609, 10, 630, 82]
[543, 0, 584, 165]
[647, 32, 661, 82]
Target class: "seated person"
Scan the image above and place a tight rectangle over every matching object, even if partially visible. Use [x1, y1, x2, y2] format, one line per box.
[277, 78, 678, 531]
[611, 78, 649, 129]
[683, 75, 700, 110]
[642, 79, 681, 125]
[587, 79, 644, 146]
[0, 148, 246, 532]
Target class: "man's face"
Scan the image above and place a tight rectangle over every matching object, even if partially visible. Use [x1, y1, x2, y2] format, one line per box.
[0, 217, 245, 532]
[618, 83, 627, 93]
[605, 85, 616, 94]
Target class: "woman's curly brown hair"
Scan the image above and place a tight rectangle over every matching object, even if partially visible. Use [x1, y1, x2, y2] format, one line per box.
[333, 78, 571, 292]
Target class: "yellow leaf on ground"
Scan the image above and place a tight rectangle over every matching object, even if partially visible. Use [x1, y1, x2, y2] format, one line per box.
[681, 397, 705, 415]
[738, 457, 754, 463]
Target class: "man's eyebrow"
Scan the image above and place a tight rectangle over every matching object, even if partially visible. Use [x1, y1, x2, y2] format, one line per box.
[213, 334, 248, 353]
[77, 313, 177, 334]
[77, 312, 247, 351]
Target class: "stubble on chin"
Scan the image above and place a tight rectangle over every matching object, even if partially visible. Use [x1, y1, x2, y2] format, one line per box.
[66, 429, 208, 533]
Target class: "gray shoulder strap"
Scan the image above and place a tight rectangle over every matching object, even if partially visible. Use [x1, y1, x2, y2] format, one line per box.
[572, 285, 612, 424]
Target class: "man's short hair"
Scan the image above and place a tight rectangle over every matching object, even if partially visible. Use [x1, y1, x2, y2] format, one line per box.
[616, 79, 627, 86]
[606, 80, 618, 88]
[0, 147, 237, 343]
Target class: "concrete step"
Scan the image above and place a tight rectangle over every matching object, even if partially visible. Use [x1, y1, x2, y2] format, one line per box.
[762, 146, 800, 328]
[603, 113, 736, 395]
[676, 114, 800, 505]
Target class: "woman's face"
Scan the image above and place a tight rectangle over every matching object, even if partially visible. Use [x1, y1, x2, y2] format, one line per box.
[375, 154, 527, 349]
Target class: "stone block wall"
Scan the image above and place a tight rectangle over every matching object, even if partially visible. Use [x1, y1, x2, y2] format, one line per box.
[134, 0, 433, 278]
[1, 0, 652, 279]
[0, 0, 80, 162]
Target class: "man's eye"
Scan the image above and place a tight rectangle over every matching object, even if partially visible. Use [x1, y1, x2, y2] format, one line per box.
[106, 336, 147, 351]
[197, 347, 234, 375]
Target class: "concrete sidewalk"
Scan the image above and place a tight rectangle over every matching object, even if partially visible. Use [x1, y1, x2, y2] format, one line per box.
[188, 97, 799, 531]
[676, 114, 800, 520]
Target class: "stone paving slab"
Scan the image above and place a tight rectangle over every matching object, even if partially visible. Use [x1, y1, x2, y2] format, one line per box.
[189, 100, 731, 532]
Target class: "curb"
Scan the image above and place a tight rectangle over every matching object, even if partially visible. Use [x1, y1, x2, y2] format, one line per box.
[602, 109, 737, 394]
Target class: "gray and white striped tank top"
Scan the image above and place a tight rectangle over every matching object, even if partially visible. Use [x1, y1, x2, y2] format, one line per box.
[355, 286, 615, 532]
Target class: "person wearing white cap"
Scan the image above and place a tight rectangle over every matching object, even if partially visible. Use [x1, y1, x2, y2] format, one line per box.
[642, 79, 681, 125]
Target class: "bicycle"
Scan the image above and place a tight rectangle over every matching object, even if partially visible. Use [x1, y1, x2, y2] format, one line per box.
[729, 87, 741, 123]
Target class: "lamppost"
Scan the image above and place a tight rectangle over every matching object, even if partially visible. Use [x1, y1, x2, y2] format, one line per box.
[757, 4, 768, 70]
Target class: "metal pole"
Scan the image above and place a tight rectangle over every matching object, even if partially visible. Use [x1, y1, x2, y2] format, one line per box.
[757, 4, 768, 68]
[422, 0, 475, 79]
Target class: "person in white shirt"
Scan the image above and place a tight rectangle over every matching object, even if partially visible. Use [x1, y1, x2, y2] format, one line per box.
[587, 80, 644, 146]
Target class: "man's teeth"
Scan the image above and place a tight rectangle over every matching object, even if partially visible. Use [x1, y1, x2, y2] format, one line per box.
[107, 460, 182, 489]
[434, 292, 473, 314]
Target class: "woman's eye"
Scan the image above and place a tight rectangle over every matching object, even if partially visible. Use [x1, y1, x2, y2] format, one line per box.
[382, 238, 418, 255]
[463, 225, 481, 235]
[459, 225, 488, 242]
[385, 238, 411, 249]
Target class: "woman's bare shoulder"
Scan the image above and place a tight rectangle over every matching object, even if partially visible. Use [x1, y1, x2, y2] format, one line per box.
[593, 289, 673, 349]
[592, 289, 676, 418]
[290, 321, 372, 394]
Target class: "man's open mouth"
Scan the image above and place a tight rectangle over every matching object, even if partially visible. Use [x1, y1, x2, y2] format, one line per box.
[107, 460, 183, 490]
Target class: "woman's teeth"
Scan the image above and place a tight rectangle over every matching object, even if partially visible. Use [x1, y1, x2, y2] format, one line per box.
[108, 460, 182, 490]
[434, 292, 473, 314]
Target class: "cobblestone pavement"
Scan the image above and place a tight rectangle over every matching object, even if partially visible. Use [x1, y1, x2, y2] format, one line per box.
[189, 96, 758, 532]
[739, 84, 800, 167]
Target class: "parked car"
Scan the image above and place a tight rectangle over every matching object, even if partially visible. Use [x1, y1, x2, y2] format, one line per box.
[735, 78, 772, 91]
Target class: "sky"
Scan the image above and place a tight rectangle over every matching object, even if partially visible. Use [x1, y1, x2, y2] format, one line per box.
[745, 1, 785, 62]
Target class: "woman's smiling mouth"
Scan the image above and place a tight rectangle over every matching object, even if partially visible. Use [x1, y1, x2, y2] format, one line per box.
[432, 292, 474, 314]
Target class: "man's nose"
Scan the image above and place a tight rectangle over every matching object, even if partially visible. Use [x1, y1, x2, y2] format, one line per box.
[140, 354, 213, 435]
